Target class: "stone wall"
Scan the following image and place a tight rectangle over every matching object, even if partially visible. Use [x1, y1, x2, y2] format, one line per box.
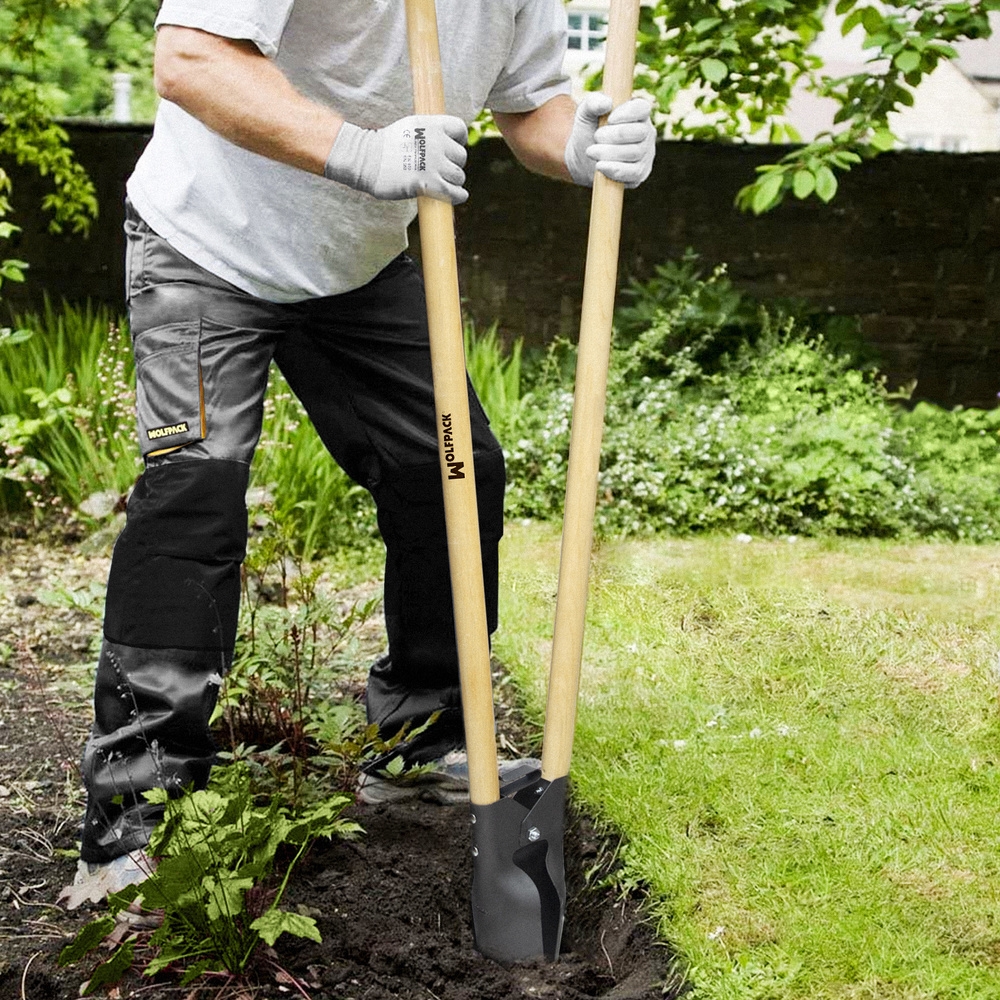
[4, 123, 998, 407]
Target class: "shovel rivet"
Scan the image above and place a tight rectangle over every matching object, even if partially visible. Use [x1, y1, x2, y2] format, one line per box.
[528, 827, 541, 842]
[470, 814, 476, 824]
[471, 846, 479, 857]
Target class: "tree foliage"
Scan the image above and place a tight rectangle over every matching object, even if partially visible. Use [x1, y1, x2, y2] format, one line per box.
[0, 0, 107, 313]
[0, 1, 105, 236]
[631, 0, 999, 211]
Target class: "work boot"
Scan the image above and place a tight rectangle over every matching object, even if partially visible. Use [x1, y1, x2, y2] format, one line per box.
[356, 751, 542, 806]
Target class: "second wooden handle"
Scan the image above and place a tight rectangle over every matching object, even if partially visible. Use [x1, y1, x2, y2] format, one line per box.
[542, 0, 641, 782]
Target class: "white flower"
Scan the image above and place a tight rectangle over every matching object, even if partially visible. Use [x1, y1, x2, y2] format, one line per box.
[708, 926, 726, 940]
[749, 727, 763, 739]
[735, 533, 753, 544]
[673, 740, 688, 751]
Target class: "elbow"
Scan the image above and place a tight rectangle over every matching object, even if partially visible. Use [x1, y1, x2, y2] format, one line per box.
[153, 26, 211, 104]
[153, 57, 182, 104]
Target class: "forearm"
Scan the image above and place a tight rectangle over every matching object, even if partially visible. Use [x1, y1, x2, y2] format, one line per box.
[154, 26, 343, 176]
[494, 95, 577, 182]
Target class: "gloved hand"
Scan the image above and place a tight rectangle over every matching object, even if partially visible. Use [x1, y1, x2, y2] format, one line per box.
[564, 93, 657, 189]
[324, 114, 469, 204]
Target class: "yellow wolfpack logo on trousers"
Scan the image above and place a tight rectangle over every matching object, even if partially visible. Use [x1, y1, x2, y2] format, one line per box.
[147, 422, 189, 441]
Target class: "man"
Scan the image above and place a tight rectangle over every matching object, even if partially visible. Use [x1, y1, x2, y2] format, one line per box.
[72, 0, 656, 895]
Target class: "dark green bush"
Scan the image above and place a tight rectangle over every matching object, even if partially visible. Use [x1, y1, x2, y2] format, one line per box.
[502, 264, 1000, 542]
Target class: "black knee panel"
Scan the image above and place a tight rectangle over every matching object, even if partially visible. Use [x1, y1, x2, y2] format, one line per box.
[104, 459, 250, 651]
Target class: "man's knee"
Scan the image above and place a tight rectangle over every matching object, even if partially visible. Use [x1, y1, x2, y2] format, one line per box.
[104, 458, 250, 650]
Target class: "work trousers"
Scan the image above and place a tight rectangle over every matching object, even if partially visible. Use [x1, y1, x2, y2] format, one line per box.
[80, 204, 504, 862]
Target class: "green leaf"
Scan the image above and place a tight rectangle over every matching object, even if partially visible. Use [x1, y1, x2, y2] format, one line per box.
[384, 754, 406, 777]
[251, 908, 322, 947]
[693, 17, 723, 34]
[870, 128, 896, 152]
[842, 9, 865, 34]
[82, 941, 135, 996]
[793, 170, 816, 199]
[0, 328, 33, 345]
[699, 58, 728, 85]
[206, 875, 254, 922]
[58, 916, 116, 966]
[861, 7, 883, 33]
[894, 50, 920, 73]
[752, 171, 785, 215]
[815, 165, 839, 203]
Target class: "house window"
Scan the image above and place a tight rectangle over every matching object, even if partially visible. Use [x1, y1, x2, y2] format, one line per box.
[568, 10, 607, 52]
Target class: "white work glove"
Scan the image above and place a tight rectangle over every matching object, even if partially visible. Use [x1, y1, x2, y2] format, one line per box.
[564, 93, 657, 189]
[324, 114, 469, 204]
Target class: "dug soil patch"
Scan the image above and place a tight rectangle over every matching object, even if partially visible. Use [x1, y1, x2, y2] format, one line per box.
[0, 535, 678, 999]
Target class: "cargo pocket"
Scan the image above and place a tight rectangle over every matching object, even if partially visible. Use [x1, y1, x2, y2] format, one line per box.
[134, 321, 207, 457]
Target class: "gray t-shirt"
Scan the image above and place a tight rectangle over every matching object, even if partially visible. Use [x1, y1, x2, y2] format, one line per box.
[127, 0, 571, 302]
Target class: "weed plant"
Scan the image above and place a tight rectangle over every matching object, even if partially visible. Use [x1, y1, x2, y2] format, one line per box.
[216, 499, 380, 804]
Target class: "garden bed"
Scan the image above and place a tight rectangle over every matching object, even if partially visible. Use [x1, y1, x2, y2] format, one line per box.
[0, 535, 676, 1000]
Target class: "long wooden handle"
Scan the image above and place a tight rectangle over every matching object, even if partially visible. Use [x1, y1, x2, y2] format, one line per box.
[405, 0, 499, 805]
[541, 0, 641, 782]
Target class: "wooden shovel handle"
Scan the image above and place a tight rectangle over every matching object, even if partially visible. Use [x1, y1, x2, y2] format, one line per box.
[405, 0, 500, 805]
[541, 0, 641, 782]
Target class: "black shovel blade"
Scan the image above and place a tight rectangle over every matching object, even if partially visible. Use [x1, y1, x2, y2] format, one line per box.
[470, 767, 568, 963]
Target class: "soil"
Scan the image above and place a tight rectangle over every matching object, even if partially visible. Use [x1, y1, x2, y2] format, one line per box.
[0, 532, 680, 1000]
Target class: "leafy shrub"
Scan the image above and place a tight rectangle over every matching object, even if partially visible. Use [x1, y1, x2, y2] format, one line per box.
[60, 758, 361, 995]
[614, 250, 873, 372]
[498, 265, 1000, 542]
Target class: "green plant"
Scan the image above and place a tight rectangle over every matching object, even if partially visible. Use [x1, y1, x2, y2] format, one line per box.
[0, 0, 160, 122]
[623, 0, 998, 213]
[0, 384, 81, 517]
[216, 498, 379, 804]
[614, 250, 870, 368]
[1, 0, 98, 235]
[0, 302, 139, 514]
[464, 320, 525, 442]
[502, 261, 1000, 542]
[60, 758, 362, 995]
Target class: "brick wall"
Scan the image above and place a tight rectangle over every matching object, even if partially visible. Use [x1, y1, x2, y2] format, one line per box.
[4, 123, 998, 407]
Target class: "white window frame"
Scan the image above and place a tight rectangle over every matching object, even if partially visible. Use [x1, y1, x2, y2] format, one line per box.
[567, 8, 608, 53]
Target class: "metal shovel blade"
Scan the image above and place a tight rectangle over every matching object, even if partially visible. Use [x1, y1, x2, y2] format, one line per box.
[470, 765, 568, 962]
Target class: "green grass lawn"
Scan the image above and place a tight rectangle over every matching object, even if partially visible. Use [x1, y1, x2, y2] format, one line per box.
[495, 524, 1000, 1000]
